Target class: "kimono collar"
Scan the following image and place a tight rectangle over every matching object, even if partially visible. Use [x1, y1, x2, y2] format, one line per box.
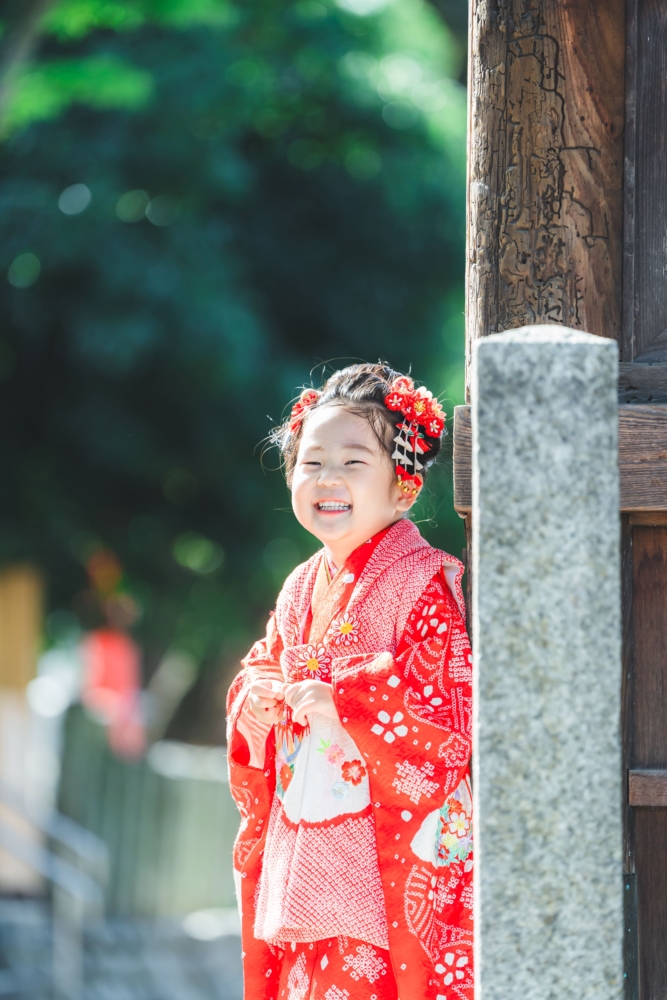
[326, 521, 396, 586]
[303, 521, 400, 645]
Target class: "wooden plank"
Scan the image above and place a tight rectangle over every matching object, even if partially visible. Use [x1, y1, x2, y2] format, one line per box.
[466, 0, 626, 393]
[624, 873, 639, 1000]
[621, 515, 635, 873]
[629, 512, 667, 527]
[619, 363, 667, 403]
[619, 406, 667, 511]
[635, 810, 667, 996]
[632, 1, 667, 360]
[629, 770, 667, 808]
[453, 404, 667, 513]
[631, 527, 667, 769]
[622, 0, 638, 361]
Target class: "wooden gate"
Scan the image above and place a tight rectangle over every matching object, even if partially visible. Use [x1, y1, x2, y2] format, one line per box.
[457, 2, 667, 995]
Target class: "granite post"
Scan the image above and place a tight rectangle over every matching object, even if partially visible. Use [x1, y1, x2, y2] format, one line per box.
[472, 326, 623, 999]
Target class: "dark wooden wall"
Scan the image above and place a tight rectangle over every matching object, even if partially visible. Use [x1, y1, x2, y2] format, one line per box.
[465, 1, 667, 996]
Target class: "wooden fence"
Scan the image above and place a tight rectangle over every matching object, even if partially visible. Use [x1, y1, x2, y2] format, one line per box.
[58, 706, 238, 917]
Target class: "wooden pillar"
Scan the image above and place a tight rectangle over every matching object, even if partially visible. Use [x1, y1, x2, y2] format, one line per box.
[462, 0, 627, 620]
[466, 0, 626, 387]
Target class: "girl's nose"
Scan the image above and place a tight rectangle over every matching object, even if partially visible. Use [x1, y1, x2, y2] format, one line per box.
[317, 463, 343, 486]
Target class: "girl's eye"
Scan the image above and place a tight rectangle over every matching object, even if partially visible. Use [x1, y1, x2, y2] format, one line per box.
[345, 459, 364, 465]
[303, 461, 320, 467]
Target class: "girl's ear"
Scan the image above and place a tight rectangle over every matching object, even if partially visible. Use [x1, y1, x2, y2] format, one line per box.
[393, 482, 420, 514]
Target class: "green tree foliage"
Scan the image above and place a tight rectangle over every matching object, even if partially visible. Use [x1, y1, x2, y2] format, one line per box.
[0, 0, 467, 686]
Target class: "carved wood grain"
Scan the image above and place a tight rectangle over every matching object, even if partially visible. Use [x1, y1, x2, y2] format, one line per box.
[453, 405, 472, 514]
[467, 0, 625, 395]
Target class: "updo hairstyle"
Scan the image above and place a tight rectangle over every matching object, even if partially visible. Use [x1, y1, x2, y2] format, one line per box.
[269, 362, 444, 487]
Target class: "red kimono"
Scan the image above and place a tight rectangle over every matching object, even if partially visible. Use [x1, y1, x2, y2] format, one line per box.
[227, 519, 473, 1000]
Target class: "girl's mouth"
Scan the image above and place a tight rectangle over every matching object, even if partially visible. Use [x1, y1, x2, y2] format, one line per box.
[315, 501, 351, 513]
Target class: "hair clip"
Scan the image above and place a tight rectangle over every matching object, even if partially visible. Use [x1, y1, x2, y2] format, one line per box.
[289, 389, 320, 433]
[384, 377, 445, 495]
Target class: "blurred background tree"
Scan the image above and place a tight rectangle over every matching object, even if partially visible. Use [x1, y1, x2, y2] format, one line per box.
[0, 0, 467, 739]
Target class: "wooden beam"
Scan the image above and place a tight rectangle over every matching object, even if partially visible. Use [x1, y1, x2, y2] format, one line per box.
[629, 771, 667, 809]
[629, 512, 667, 527]
[453, 403, 667, 514]
[620, 406, 667, 511]
[619, 364, 667, 403]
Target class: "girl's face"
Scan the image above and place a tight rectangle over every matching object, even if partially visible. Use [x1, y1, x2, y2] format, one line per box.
[291, 404, 416, 566]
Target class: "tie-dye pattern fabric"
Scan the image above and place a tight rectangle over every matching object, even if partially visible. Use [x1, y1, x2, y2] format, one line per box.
[227, 519, 473, 1000]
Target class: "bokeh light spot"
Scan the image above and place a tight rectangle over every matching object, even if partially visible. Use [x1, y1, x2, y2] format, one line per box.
[412, 81, 451, 113]
[345, 147, 381, 180]
[87, 547, 123, 596]
[27, 676, 70, 718]
[8, 253, 40, 288]
[335, 0, 393, 15]
[381, 55, 422, 91]
[173, 532, 224, 574]
[294, 1, 328, 20]
[58, 183, 92, 215]
[146, 195, 181, 227]
[339, 51, 377, 79]
[116, 189, 149, 222]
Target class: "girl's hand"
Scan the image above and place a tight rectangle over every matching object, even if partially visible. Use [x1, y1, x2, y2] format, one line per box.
[284, 680, 339, 727]
[248, 679, 286, 723]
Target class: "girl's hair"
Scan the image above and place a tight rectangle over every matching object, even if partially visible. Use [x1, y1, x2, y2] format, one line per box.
[269, 362, 444, 486]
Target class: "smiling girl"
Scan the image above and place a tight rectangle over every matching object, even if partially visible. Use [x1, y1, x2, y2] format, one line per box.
[227, 363, 473, 1000]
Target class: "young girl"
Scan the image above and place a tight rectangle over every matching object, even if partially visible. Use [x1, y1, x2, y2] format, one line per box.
[227, 364, 473, 1000]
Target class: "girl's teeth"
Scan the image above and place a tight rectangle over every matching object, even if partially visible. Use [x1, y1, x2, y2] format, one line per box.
[318, 503, 350, 510]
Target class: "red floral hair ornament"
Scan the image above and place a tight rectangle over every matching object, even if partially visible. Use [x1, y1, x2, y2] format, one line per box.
[289, 388, 320, 433]
[384, 375, 446, 496]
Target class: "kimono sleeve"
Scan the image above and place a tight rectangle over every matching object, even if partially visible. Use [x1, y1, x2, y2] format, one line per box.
[332, 573, 472, 799]
[226, 615, 286, 995]
[226, 610, 284, 771]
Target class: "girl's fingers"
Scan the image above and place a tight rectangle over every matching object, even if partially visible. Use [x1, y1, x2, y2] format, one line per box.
[250, 694, 277, 708]
[252, 683, 285, 700]
[267, 680, 287, 698]
[291, 698, 317, 725]
[292, 705, 311, 726]
[283, 686, 298, 708]
[284, 682, 311, 706]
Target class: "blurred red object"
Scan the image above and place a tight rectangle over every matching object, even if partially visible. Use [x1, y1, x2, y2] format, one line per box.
[81, 627, 145, 758]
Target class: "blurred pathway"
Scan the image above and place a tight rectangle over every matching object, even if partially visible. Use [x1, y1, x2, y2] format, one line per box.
[0, 901, 243, 1000]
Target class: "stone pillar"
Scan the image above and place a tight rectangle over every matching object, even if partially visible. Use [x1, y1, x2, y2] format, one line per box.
[472, 325, 623, 998]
